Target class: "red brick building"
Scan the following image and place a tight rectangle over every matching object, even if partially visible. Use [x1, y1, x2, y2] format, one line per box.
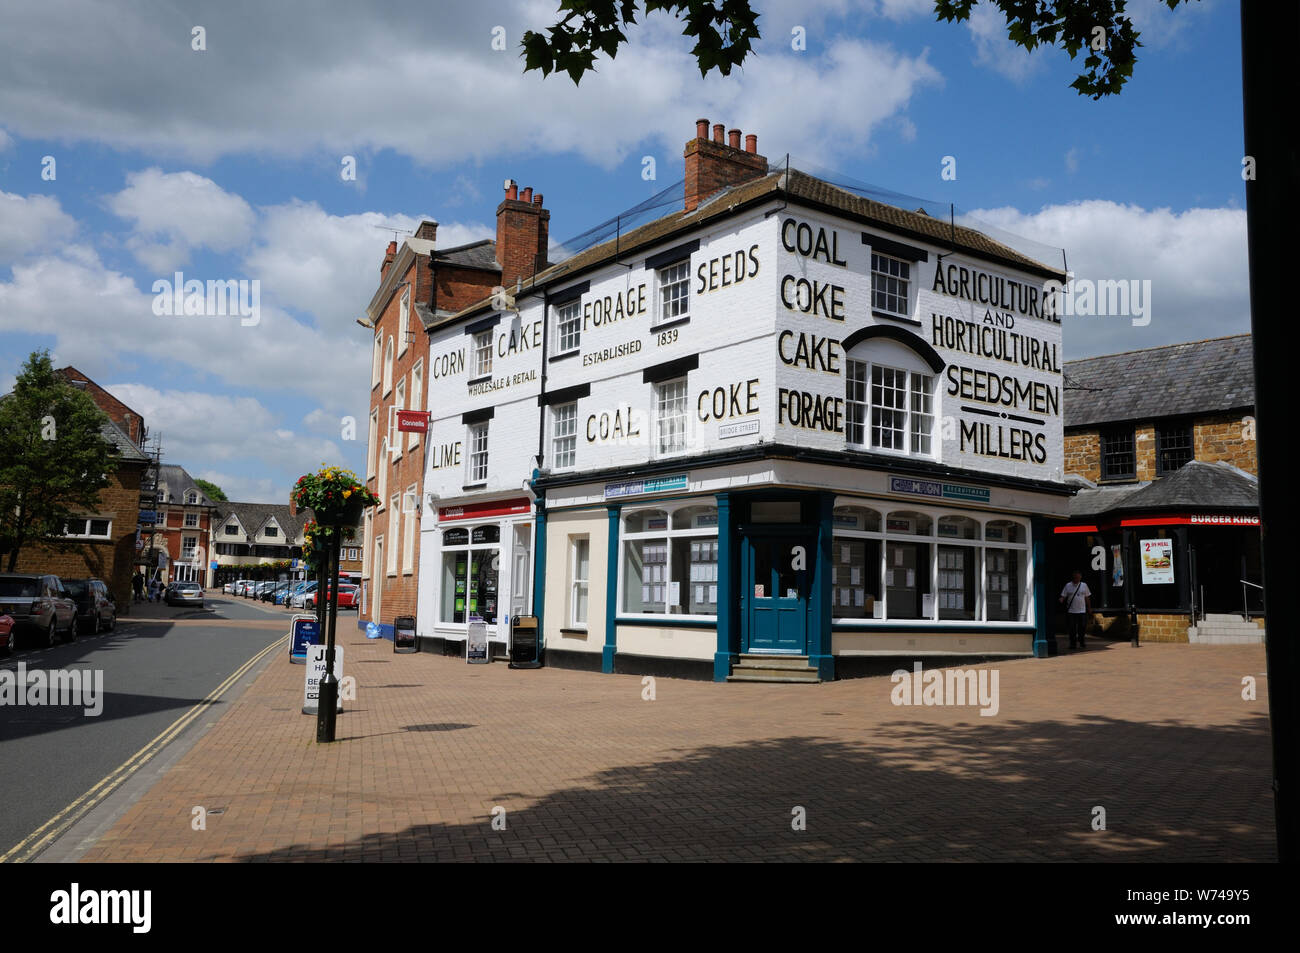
[6, 369, 149, 607]
[359, 189, 551, 633]
[152, 464, 219, 586]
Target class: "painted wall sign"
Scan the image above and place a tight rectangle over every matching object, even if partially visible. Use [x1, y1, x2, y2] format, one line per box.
[468, 369, 537, 396]
[430, 348, 466, 379]
[930, 261, 1057, 322]
[604, 474, 689, 499]
[696, 379, 759, 422]
[428, 442, 462, 470]
[438, 498, 531, 521]
[582, 339, 642, 367]
[718, 419, 760, 439]
[1139, 538, 1174, 585]
[696, 244, 761, 295]
[1189, 514, 1260, 526]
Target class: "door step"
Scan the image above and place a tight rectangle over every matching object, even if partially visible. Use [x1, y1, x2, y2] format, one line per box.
[727, 654, 820, 683]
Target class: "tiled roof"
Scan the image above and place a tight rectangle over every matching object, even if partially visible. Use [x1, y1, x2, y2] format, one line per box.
[211, 502, 307, 541]
[432, 239, 500, 271]
[101, 418, 148, 463]
[435, 167, 1063, 330]
[1064, 334, 1254, 428]
[157, 464, 214, 504]
[1068, 460, 1258, 518]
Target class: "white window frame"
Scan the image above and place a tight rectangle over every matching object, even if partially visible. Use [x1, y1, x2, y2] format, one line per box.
[551, 402, 578, 470]
[402, 484, 417, 574]
[372, 333, 383, 388]
[845, 359, 935, 459]
[467, 422, 489, 484]
[183, 512, 199, 528]
[570, 536, 590, 628]
[472, 329, 493, 377]
[377, 438, 388, 504]
[554, 299, 581, 354]
[398, 288, 410, 356]
[618, 503, 719, 620]
[185, 490, 198, 505]
[655, 259, 691, 327]
[871, 251, 912, 318]
[387, 495, 400, 576]
[408, 359, 424, 451]
[181, 535, 199, 560]
[62, 517, 113, 540]
[391, 377, 406, 461]
[367, 409, 379, 479]
[830, 499, 1032, 626]
[654, 377, 689, 457]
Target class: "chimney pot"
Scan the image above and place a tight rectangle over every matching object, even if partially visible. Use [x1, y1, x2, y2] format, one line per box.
[386, 241, 397, 255]
[521, 186, 533, 203]
[745, 134, 757, 154]
[533, 193, 543, 206]
[728, 128, 741, 149]
[504, 179, 518, 201]
[696, 118, 710, 139]
[712, 123, 725, 143]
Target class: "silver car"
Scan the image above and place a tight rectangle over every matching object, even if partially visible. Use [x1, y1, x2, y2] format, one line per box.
[166, 581, 204, 606]
[0, 573, 77, 649]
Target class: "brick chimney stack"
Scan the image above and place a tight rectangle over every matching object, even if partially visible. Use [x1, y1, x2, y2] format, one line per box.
[496, 178, 551, 289]
[684, 117, 769, 213]
[415, 219, 438, 241]
[380, 239, 397, 280]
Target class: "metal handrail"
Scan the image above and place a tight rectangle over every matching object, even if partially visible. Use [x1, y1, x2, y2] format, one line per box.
[1240, 578, 1263, 622]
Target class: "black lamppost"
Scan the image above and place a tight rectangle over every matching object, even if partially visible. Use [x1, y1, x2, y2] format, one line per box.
[315, 524, 343, 742]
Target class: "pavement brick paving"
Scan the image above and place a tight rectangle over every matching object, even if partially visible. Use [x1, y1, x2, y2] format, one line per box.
[76, 632, 1276, 862]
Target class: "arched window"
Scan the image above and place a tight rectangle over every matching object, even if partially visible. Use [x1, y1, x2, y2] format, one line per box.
[843, 333, 940, 457]
[185, 490, 198, 505]
[372, 334, 383, 388]
[383, 336, 394, 395]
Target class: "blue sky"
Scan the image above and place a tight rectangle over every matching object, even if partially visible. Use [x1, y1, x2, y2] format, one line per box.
[0, 0, 1247, 502]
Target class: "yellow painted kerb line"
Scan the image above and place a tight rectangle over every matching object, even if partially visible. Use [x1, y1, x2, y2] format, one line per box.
[0, 634, 287, 863]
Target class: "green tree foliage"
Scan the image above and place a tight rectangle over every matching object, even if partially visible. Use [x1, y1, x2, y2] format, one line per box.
[194, 478, 227, 502]
[0, 351, 115, 571]
[522, 0, 1195, 96]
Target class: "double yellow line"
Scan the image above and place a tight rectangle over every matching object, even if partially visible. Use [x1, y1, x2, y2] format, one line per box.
[0, 634, 287, 863]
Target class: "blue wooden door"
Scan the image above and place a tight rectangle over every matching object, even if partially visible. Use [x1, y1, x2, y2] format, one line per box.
[745, 535, 810, 653]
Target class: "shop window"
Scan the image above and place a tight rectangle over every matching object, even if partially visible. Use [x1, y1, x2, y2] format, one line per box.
[937, 545, 976, 620]
[439, 524, 501, 625]
[886, 511, 932, 619]
[552, 402, 577, 470]
[622, 505, 718, 616]
[473, 329, 493, 378]
[985, 548, 1025, 621]
[1156, 421, 1193, 475]
[886, 511, 932, 535]
[983, 519, 1024, 544]
[468, 422, 489, 483]
[833, 505, 881, 533]
[655, 378, 688, 456]
[655, 260, 690, 327]
[1100, 426, 1136, 480]
[832, 536, 881, 618]
[555, 299, 581, 353]
[570, 537, 590, 627]
[937, 515, 979, 539]
[871, 252, 911, 317]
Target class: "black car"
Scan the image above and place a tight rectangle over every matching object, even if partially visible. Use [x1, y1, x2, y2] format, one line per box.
[63, 578, 117, 635]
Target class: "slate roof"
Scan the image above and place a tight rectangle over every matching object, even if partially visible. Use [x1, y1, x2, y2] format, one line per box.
[1068, 460, 1258, 519]
[435, 167, 1064, 329]
[211, 502, 307, 542]
[432, 238, 500, 271]
[157, 464, 215, 504]
[1064, 334, 1254, 428]
[101, 418, 149, 463]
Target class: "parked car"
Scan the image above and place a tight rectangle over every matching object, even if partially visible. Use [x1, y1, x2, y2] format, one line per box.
[166, 581, 204, 606]
[0, 573, 77, 648]
[235, 579, 256, 596]
[274, 581, 309, 605]
[289, 581, 319, 609]
[305, 584, 360, 611]
[260, 580, 292, 603]
[63, 578, 117, 634]
[0, 614, 15, 655]
[222, 580, 242, 595]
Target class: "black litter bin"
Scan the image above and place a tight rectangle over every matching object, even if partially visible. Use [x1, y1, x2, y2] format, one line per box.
[393, 615, 417, 653]
[509, 615, 540, 668]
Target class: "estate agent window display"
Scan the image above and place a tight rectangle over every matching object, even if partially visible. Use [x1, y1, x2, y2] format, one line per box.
[831, 503, 1031, 624]
[439, 524, 502, 626]
[621, 504, 720, 618]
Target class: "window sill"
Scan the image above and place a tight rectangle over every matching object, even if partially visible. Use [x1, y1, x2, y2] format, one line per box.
[467, 374, 491, 386]
[560, 627, 588, 635]
[651, 315, 690, 333]
[462, 482, 487, 491]
[871, 310, 922, 327]
[549, 349, 580, 363]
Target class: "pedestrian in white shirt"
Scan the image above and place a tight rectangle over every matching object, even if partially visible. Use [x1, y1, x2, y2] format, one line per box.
[1059, 569, 1092, 650]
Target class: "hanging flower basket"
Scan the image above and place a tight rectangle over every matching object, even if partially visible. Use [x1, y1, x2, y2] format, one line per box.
[293, 466, 378, 528]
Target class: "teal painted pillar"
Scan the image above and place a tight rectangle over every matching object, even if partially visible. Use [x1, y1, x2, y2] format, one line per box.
[1032, 516, 1051, 658]
[713, 492, 735, 682]
[532, 481, 547, 655]
[810, 493, 835, 680]
[603, 505, 619, 674]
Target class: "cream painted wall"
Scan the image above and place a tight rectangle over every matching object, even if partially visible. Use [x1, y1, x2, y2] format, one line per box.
[616, 624, 715, 660]
[544, 508, 607, 654]
[833, 630, 1033, 656]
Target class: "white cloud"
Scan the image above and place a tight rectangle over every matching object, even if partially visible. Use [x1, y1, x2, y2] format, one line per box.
[106, 168, 255, 271]
[967, 200, 1250, 356]
[0, 191, 78, 264]
[0, 128, 12, 152]
[1065, 148, 1080, 174]
[0, 0, 941, 170]
[966, 3, 1047, 82]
